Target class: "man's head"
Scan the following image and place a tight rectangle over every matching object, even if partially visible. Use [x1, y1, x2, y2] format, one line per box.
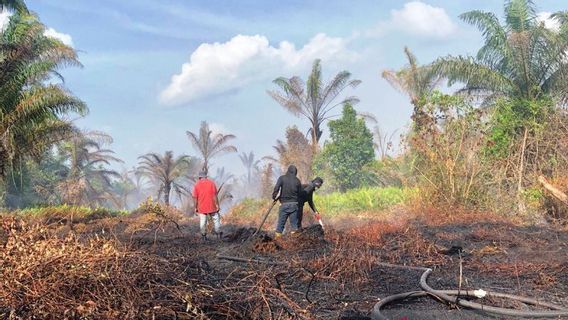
[198, 170, 207, 179]
[312, 177, 324, 189]
[286, 165, 298, 176]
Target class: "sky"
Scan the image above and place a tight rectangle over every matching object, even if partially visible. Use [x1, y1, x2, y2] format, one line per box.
[12, 0, 568, 178]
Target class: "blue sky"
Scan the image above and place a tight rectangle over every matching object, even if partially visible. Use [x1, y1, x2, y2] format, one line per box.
[20, 0, 567, 177]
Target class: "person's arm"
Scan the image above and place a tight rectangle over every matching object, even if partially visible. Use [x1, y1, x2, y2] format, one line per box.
[192, 185, 199, 213]
[307, 191, 317, 213]
[193, 197, 198, 213]
[272, 176, 282, 200]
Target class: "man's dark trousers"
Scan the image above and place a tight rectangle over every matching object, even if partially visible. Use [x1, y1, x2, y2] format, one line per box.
[276, 202, 298, 233]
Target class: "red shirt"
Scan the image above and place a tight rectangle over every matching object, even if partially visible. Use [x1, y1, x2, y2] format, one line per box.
[192, 178, 218, 214]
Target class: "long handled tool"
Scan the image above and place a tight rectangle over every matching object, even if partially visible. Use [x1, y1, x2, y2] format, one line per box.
[242, 199, 278, 244]
[251, 199, 278, 238]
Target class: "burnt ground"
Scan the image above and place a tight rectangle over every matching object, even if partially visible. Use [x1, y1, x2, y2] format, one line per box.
[128, 213, 568, 319]
[2, 210, 568, 319]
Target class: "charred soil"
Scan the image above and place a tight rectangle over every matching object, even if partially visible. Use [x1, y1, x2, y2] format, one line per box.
[1, 210, 567, 319]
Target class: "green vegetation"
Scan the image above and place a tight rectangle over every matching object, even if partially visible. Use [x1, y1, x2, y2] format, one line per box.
[0, 13, 87, 189]
[268, 59, 361, 149]
[230, 187, 416, 220]
[314, 187, 417, 216]
[136, 151, 198, 206]
[315, 104, 375, 191]
[3, 0, 568, 222]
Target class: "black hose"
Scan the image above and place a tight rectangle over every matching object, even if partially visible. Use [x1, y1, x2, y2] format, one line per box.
[420, 268, 568, 318]
[371, 266, 568, 319]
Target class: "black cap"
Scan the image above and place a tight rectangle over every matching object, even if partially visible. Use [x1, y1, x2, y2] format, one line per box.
[313, 177, 323, 185]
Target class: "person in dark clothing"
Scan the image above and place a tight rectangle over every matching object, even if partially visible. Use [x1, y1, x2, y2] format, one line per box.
[272, 165, 302, 237]
[296, 177, 324, 229]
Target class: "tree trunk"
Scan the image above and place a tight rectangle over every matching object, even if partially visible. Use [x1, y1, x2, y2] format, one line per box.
[164, 183, 171, 206]
[517, 128, 528, 215]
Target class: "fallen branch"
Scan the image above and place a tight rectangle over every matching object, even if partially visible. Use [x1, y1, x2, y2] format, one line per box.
[538, 176, 568, 205]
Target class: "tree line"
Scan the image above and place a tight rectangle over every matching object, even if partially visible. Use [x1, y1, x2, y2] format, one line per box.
[3, 0, 568, 218]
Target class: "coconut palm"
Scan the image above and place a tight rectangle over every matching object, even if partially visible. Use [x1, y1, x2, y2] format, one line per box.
[0, 0, 28, 13]
[433, 0, 568, 105]
[57, 131, 122, 206]
[136, 151, 196, 206]
[239, 151, 260, 186]
[382, 47, 443, 128]
[0, 13, 86, 178]
[186, 121, 237, 173]
[268, 59, 361, 150]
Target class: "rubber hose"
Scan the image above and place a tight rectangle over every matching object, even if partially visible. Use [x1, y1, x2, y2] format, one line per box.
[420, 268, 568, 318]
[371, 288, 568, 320]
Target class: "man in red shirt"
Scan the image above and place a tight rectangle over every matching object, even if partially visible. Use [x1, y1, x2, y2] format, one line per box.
[192, 170, 221, 241]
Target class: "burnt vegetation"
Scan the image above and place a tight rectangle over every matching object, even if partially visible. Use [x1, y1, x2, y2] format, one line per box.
[2, 0, 568, 319]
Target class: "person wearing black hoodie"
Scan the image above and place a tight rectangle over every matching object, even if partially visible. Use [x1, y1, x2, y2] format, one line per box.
[272, 165, 302, 237]
[296, 177, 324, 229]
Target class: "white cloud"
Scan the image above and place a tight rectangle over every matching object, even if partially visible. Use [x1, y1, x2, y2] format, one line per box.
[368, 1, 456, 39]
[537, 12, 561, 32]
[159, 33, 358, 106]
[44, 27, 74, 47]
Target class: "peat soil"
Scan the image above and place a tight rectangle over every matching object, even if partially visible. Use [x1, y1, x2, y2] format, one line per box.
[126, 213, 568, 319]
[2, 211, 568, 319]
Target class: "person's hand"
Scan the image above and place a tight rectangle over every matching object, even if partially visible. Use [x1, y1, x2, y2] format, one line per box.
[315, 212, 321, 221]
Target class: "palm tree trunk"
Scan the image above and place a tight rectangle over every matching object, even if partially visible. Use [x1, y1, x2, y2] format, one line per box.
[203, 158, 209, 174]
[164, 183, 171, 206]
[517, 127, 528, 215]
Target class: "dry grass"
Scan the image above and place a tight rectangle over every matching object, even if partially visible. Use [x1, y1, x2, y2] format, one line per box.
[1, 204, 567, 319]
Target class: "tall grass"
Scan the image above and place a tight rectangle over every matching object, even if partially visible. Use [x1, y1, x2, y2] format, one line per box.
[3, 205, 128, 220]
[315, 187, 417, 216]
[228, 187, 417, 222]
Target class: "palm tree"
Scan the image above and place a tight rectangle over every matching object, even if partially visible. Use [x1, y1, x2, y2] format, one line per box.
[0, 0, 28, 13]
[108, 170, 137, 210]
[57, 131, 122, 206]
[382, 47, 442, 129]
[239, 151, 260, 186]
[213, 167, 234, 206]
[268, 59, 361, 151]
[432, 0, 568, 214]
[136, 151, 195, 206]
[373, 126, 398, 160]
[433, 0, 568, 104]
[186, 121, 237, 173]
[0, 13, 87, 178]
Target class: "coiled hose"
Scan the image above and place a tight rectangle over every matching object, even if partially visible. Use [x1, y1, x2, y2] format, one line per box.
[371, 264, 568, 319]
